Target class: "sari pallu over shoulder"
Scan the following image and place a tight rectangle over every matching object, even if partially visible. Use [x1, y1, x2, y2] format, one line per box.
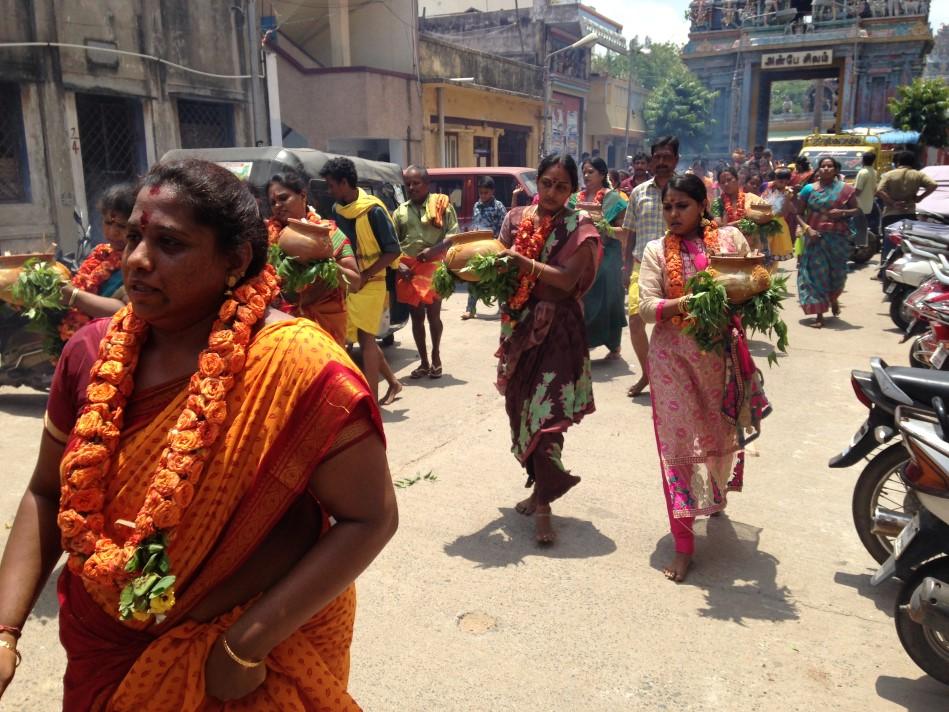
[57, 319, 381, 711]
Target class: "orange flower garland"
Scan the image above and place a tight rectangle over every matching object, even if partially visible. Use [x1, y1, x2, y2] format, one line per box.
[508, 210, 555, 312]
[722, 190, 746, 224]
[58, 244, 123, 342]
[578, 187, 607, 205]
[58, 264, 280, 621]
[663, 223, 720, 328]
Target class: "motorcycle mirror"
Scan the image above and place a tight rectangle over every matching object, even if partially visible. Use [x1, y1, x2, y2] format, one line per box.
[933, 397, 949, 440]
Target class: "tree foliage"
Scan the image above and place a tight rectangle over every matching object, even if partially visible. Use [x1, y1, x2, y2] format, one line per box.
[590, 40, 687, 92]
[644, 70, 718, 154]
[889, 78, 949, 148]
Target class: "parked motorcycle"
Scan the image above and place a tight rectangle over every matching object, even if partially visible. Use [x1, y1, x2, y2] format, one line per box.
[869, 401, 949, 684]
[826, 358, 949, 562]
[905, 264, 949, 370]
[884, 234, 949, 332]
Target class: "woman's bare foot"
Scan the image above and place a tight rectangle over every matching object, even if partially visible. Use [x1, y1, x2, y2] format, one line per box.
[605, 349, 623, 361]
[379, 380, 403, 406]
[627, 377, 649, 397]
[831, 298, 841, 317]
[515, 494, 536, 516]
[663, 552, 692, 582]
[807, 314, 824, 329]
[534, 504, 556, 545]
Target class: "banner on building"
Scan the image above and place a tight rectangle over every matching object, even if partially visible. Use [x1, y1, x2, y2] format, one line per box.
[762, 49, 833, 70]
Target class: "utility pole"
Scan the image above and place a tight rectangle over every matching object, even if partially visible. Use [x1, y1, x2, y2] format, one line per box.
[246, 0, 268, 145]
[622, 38, 635, 169]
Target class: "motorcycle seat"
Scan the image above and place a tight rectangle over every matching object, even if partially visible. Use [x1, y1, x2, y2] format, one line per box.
[888, 367, 949, 406]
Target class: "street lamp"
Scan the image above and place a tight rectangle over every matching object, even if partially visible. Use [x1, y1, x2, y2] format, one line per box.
[623, 40, 650, 169]
[542, 31, 599, 158]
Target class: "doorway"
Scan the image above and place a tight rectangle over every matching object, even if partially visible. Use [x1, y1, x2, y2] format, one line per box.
[75, 93, 146, 241]
[498, 129, 528, 167]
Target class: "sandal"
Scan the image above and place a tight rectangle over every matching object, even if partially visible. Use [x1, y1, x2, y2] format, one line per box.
[409, 365, 430, 379]
[429, 365, 443, 379]
[461, 312, 474, 320]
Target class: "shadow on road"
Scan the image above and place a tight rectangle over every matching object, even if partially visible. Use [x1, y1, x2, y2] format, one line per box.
[444, 506, 617, 568]
[590, 355, 633, 383]
[648, 516, 799, 624]
[833, 570, 901, 616]
[0, 391, 47, 419]
[875, 674, 948, 710]
[797, 317, 863, 332]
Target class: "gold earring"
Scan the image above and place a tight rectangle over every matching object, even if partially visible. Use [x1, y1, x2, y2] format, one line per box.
[225, 275, 238, 296]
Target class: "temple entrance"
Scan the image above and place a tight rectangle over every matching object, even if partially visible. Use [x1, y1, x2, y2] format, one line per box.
[749, 61, 843, 158]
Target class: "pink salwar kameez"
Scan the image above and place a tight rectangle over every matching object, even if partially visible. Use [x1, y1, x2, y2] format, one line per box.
[638, 227, 751, 554]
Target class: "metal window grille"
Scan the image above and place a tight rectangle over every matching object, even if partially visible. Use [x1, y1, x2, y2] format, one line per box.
[177, 100, 234, 149]
[0, 83, 29, 203]
[75, 93, 145, 238]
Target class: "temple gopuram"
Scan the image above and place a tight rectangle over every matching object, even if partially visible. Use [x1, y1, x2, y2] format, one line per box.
[682, 0, 935, 157]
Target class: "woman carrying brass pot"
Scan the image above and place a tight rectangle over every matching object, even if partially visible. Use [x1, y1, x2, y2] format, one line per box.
[638, 174, 770, 583]
[266, 171, 360, 345]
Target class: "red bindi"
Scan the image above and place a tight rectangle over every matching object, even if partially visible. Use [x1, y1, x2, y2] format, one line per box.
[140, 210, 149, 228]
[148, 185, 161, 196]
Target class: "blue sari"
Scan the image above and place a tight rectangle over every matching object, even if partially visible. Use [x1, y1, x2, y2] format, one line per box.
[797, 180, 854, 315]
[573, 189, 628, 351]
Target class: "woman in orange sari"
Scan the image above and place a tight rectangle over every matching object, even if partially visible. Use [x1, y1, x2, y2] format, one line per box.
[267, 171, 360, 345]
[0, 160, 398, 709]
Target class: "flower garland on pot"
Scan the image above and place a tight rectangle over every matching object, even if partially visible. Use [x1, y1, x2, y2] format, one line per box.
[500, 210, 555, 332]
[58, 244, 123, 343]
[662, 222, 720, 328]
[57, 264, 280, 622]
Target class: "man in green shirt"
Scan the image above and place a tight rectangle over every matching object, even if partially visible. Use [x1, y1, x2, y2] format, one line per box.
[393, 166, 459, 379]
[877, 150, 938, 260]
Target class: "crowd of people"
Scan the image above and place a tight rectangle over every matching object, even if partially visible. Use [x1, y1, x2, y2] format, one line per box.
[0, 134, 939, 708]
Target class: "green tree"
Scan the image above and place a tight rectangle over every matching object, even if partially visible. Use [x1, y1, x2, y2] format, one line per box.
[590, 40, 686, 92]
[889, 77, 949, 148]
[644, 69, 718, 153]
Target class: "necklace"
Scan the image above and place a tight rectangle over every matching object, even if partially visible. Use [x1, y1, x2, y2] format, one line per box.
[663, 223, 720, 328]
[579, 187, 606, 205]
[58, 244, 123, 342]
[722, 190, 746, 223]
[507, 208, 555, 313]
[58, 264, 280, 621]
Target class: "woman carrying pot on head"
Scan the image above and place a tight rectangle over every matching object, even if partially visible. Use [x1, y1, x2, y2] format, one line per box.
[266, 170, 360, 346]
[497, 153, 602, 545]
[0, 160, 398, 709]
[638, 174, 770, 583]
[58, 183, 138, 344]
[795, 156, 860, 328]
[570, 157, 628, 361]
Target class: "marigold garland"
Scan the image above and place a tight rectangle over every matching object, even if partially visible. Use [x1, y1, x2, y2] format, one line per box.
[508, 209, 555, 313]
[578, 187, 607, 205]
[58, 244, 123, 343]
[722, 190, 746, 224]
[58, 264, 280, 622]
[266, 209, 326, 246]
[663, 223, 720, 328]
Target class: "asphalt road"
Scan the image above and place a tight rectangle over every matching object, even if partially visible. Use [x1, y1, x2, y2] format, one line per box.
[1, 262, 947, 710]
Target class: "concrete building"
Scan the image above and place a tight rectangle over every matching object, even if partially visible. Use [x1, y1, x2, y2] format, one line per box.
[682, 0, 935, 156]
[0, 0, 261, 253]
[265, 0, 423, 166]
[418, 0, 631, 166]
[925, 23, 949, 82]
[418, 35, 544, 168]
[587, 73, 647, 167]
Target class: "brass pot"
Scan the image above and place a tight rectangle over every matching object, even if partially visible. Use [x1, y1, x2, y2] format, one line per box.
[444, 231, 503, 282]
[707, 253, 771, 304]
[0, 253, 71, 306]
[278, 218, 334, 261]
[576, 201, 603, 223]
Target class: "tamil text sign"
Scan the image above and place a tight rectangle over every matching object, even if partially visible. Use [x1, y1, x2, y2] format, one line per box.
[762, 49, 833, 70]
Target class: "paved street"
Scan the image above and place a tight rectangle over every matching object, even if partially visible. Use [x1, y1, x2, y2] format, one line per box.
[2, 262, 948, 710]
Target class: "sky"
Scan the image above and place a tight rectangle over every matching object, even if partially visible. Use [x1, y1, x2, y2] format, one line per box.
[585, 0, 949, 44]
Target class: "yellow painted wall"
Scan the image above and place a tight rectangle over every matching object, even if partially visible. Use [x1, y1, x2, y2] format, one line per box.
[422, 85, 543, 167]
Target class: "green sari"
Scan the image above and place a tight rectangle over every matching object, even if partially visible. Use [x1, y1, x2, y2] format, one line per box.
[570, 189, 628, 351]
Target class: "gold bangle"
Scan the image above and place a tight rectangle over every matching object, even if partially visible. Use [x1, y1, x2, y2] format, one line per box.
[0, 639, 21, 668]
[67, 287, 79, 307]
[221, 635, 264, 669]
